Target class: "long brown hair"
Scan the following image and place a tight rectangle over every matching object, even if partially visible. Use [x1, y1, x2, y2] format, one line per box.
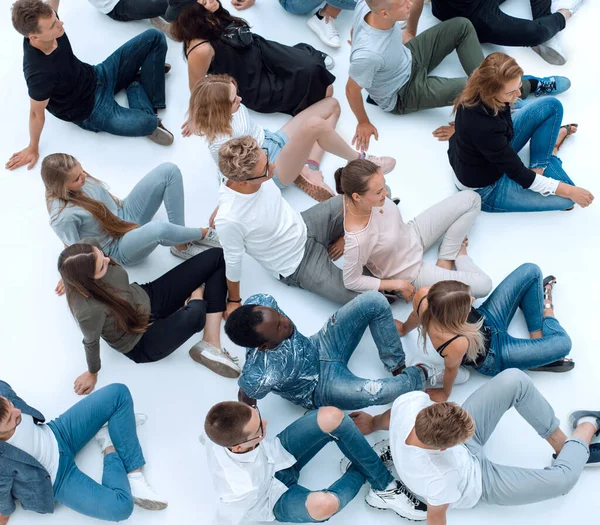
[334, 158, 379, 198]
[42, 153, 139, 239]
[453, 52, 524, 116]
[58, 243, 150, 334]
[418, 281, 485, 363]
[189, 74, 237, 142]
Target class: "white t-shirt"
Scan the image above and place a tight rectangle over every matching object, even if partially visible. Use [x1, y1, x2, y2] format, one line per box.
[209, 104, 265, 185]
[87, 0, 120, 14]
[7, 414, 60, 484]
[214, 180, 307, 282]
[389, 392, 482, 509]
[205, 437, 296, 525]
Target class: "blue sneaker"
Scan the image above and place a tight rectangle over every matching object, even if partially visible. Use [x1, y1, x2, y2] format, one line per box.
[569, 410, 600, 435]
[523, 75, 571, 97]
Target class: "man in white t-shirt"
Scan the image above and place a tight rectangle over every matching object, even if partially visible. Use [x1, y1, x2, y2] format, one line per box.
[215, 136, 358, 317]
[350, 369, 600, 522]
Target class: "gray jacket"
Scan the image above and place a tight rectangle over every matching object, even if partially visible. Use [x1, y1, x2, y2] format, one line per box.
[0, 381, 55, 516]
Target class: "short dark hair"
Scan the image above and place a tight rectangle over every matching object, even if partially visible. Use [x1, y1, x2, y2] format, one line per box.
[205, 401, 253, 447]
[0, 397, 9, 425]
[225, 305, 267, 348]
[11, 0, 54, 37]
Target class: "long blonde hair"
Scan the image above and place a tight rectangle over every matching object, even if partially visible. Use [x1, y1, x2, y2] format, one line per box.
[453, 52, 524, 116]
[188, 74, 238, 142]
[418, 281, 485, 363]
[42, 153, 139, 239]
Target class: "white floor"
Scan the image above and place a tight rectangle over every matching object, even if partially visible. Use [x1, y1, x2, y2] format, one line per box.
[1, 1, 599, 524]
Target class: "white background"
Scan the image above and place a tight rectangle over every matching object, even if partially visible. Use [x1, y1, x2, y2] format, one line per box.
[0, 0, 599, 524]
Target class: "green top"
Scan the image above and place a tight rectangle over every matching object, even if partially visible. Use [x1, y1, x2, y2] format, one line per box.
[68, 239, 151, 373]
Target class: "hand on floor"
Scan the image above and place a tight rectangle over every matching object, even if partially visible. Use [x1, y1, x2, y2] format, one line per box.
[74, 371, 97, 396]
[5, 145, 39, 171]
[432, 122, 455, 142]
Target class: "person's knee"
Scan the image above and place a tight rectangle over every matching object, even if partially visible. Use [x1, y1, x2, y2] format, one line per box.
[145, 27, 167, 46]
[452, 17, 476, 34]
[465, 190, 481, 211]
[361, 290, 391, 312]
[304, 115, 333, 136]
[306, 492, 340, 521]
[326, 97, 341, 119]
[109, 493, 135, 521]
[495, 368, 530, 391]
[317, 407, 345, 433]
[516, 262, 542, 281]
[159, 162, 182, 183]
[472, 274, 493, 298]
[106, 383, 132, 402]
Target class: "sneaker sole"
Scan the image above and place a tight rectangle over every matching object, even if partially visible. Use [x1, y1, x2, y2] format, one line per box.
[294, 175, 335, 202]
[189, 348, 241, 378]
[134, 497, 168, 511]
[148, 127, 174, 146]
[364, 495, 426, 522]
[532, 45, 567, 66]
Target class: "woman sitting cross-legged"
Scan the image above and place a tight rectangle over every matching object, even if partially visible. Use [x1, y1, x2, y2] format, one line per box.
[57, 240, 240, 395]
[186, 74, 395, 201]
[42, 154, 219, 265]
[337, 159, 492, 304]
[166, 0, 335, 115]
[438, 52, 593, 212]
[400, 263, 574, 402]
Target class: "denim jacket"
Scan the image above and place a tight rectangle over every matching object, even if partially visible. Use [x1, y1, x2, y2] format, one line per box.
[0, 381, 55, 516]
[238, 294, 320, 410]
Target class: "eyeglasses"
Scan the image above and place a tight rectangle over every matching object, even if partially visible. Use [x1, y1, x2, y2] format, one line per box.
[231, 405, 264, 447]
[244, 149, 272, 182]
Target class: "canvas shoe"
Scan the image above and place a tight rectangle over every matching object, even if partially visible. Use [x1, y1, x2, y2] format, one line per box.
[532, 34, 567, 66]
[419, 363, 470, 388]
[568, 410, 600, 435]
[147, 120, 174, 146]
[307, 14, 341, 48]
[170, 243, 210, 261]
[189, 341, 241, 378]
[191, 228, 221, 249]
[366, 479, 427, 521]
[524, 75, 571, 97]
[95, 413, 148, 453]
[128, 472, 169, 510]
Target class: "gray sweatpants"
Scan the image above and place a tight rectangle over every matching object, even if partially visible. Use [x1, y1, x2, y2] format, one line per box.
[281, 195, 358, 304]
[409, 191, 492, 298]
[464, 369, 590, 506]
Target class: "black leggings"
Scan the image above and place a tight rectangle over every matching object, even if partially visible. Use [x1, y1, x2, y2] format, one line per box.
[432, 0, 566, 47]
[125, 248, 227, 363]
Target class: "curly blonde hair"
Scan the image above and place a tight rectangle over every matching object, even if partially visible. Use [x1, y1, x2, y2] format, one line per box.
[188, 74, 237, 142]
[218, 136, 262, 182]
[415, 402, 475, 448]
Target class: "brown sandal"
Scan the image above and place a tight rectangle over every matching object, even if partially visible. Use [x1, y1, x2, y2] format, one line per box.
[554, 123, 578, 153]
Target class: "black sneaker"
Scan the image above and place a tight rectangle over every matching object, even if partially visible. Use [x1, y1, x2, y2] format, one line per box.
[553, 442, 600, 468]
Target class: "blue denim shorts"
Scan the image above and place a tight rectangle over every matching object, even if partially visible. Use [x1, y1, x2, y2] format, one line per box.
[263, 129, 289, 189]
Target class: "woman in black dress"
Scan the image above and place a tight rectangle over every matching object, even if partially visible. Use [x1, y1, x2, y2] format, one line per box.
[165, 0, 335, 116]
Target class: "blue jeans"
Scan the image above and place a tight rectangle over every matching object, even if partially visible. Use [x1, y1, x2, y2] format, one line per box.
[475, 263, 572, 375]
[48, 384, 145, 522]
[107, 162, 204, 265]
[476, 97, 575, 212]
[313, 292, 425, 410]
[279, 0, 356, 14]
[273, 410, 392, 522]
[79, 29, 167, 137]
[107, 0, 168, 21]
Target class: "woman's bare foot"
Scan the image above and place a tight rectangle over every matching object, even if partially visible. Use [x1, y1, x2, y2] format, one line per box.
[553, 124, 578, 155]
[458, 237, 469, 257]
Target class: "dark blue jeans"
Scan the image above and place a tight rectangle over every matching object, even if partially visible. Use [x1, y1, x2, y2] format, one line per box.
[476, 97, 575, 213]
[475, 263, 572, 375]
[273, 410, 392, 522]
[79, 29, 167, 137]
[107, 0, 168, 21]
[48, 384, 145, 522]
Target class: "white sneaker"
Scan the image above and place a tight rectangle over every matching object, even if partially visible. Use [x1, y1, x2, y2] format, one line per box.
[366, 480, 427, 521]
[95, 413, 148, 453]
[532, 34, 567, 66]
[170, 243, 209, 260]
[128, 473, 168, 510]
[191, 228, 221, 249]
[553, 0, 585, 15]
[307, 14, 341, 48]
[364, 154, 396, 174]
[189, 341, 241, 378]
[419, 363, 470, 388]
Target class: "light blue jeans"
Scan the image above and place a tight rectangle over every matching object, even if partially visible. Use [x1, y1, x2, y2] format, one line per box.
[48, 384, 145, 522]
[279, 0, 356, 15]
[476, 97, 575, 212]
[312, 291, 425, 410]
[274, 409, 392, 522]
[107, 162, 204, 265]
[475, 263, 572, 375]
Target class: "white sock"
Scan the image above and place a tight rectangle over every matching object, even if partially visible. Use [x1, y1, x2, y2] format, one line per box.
[576, 416, 600, 431]
[128, 471, 144, 481]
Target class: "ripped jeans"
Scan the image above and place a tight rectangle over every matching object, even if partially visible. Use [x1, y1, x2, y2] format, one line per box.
[312, 291, 425, 410]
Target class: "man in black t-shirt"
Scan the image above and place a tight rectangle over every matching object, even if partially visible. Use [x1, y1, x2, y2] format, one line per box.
[6, 0, 174, 172]
[430, 0, 586, 65]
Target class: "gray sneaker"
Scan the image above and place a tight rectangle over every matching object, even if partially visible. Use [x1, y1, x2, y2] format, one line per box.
[189, 341, 241, 378]
[148, 120, 174, 146]
[170, 244, 209, 260]
[419, 363, 470, 388]
[191, 229, 221, 249]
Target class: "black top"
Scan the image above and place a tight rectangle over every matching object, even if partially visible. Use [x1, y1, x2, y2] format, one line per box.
[187, 29, 335, 116]
[448, 102, 536, 190]
[23, 32, 96, 123]
[436, 0, 481, 16]
[417, 296, 491, 367]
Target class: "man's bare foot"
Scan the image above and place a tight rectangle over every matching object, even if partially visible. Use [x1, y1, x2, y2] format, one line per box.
[553, 124, 578, 155]
[458, 237, 469, 257]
